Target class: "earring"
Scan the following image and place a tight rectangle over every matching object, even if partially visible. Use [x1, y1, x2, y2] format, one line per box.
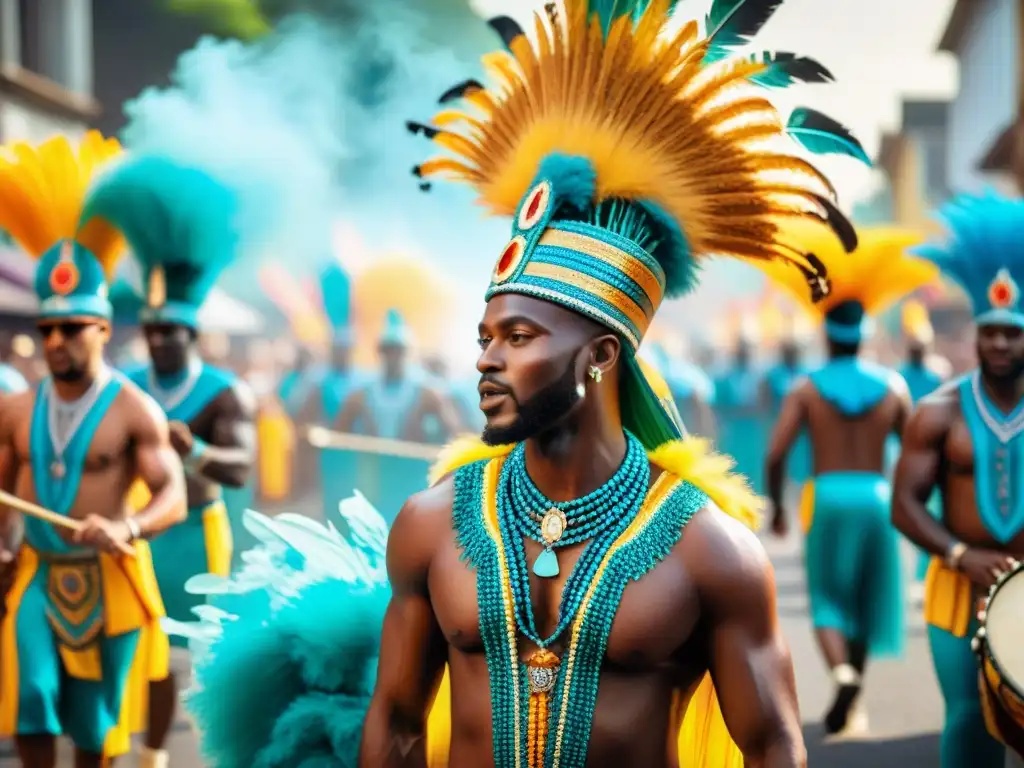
[588, 365, 602, 383]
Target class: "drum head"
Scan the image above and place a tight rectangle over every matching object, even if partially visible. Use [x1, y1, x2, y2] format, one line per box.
[987, 567, 1024, 698]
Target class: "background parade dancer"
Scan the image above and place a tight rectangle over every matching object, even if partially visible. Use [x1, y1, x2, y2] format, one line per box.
[0, 133, 188, 767]
[894, 191, 1024, 768]
[82, 153, 258, 768]
[763, 221, 937, 736]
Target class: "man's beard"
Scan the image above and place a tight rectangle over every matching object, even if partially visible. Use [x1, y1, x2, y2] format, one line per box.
[481, 358, 582, 446]
[980, 356, 1024, 384]
[51, 365, 86, 382]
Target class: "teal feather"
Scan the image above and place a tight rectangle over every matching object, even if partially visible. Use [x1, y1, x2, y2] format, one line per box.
[318, 260, 351, 332]
[748, 51, 833, 88]
[80, 154, 240, 307]
[786, 107, 871, 166]
[585, 0, 680, 36]
[703, 0, 784, 63]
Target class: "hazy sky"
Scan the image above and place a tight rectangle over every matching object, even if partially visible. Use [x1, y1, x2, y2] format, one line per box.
[470, 0, 960, 207]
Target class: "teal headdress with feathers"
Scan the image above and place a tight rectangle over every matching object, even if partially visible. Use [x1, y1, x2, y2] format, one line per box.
[319, 260, 353, 347]
[913, 191, 1024, 328]
[378, 309, 409, 348]
[80, 154, 240, 330]
[409, 0, 866, 448]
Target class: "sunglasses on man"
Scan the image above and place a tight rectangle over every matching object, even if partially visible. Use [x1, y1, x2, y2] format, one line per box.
[36, 322, 94, 339]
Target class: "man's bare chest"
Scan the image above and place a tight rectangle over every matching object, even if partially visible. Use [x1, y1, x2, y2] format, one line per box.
[429, 534, 700, 671]
[13, 405, 130, 475]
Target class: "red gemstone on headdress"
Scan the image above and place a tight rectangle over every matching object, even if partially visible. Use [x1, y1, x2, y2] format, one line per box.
[526, 190, 542, 221]
[992, 283, 1012, 306]
[49, 263, 78, 295]
[498, 240, 519, 274]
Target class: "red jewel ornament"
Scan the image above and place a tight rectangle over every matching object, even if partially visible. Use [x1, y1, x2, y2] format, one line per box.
[517, 181, 551, 231]
[987, 268, 1019, 310]
[48, 241, 79, 296]
[493, 236, 526, 283]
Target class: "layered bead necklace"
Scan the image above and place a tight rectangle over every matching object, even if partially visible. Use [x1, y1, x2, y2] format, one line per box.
[494, 431, 650, 766]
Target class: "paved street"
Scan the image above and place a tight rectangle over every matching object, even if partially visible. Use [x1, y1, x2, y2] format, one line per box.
[1, 501, 945, 766]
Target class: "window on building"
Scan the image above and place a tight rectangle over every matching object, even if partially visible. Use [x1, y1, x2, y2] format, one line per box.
[14, 0, 88, 96]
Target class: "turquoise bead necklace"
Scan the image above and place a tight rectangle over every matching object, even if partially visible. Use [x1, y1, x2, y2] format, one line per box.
[496, 431, 648, 650]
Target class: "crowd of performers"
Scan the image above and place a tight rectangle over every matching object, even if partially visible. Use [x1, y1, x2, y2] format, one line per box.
[0, 0, 1023, 766]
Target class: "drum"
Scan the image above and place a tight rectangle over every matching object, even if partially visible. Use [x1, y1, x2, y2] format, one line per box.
[973, 561, 1024, 760]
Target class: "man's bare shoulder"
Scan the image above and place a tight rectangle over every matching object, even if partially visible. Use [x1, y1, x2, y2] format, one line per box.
[209, 378, 258, 420]
[0, 389, 35, 440]
[676, 502, 771, 605]
[115, 376, 168, 434]
[390, 476, 456, 548]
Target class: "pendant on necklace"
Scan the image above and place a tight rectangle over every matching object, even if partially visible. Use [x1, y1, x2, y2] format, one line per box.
[50, 461, 65, 479]
[533, 507, 566, 578]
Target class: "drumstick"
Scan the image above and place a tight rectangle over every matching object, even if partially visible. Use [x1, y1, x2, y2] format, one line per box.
[305, 426, 444, 461]
[0, 489, 136, 558]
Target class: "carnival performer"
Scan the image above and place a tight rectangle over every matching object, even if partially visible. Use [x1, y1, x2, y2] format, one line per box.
[166, 0, 869, 763]
[897, 300, 951, 590]
[764, 222, 936, 736]
[336, 309, 460, 443]
[80, 153, 258, 768]
[893, 191, 1024, 768]
[0, 133, 187, 767]
[713, 325, 770, 492]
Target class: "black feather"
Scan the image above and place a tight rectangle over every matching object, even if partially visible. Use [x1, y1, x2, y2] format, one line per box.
[419, 182, 432, 192]
[704, 0, 785, 63]
[488, 16, 525, 48]
[544, 2, 558, 24]
[412, 165, 423, 177]
[813, 194, 858, 253]
[797, 253, 831, 302]
[748, 51, 834, 87]
[439, 79, 485, 104]
[406, 121, 439, 139]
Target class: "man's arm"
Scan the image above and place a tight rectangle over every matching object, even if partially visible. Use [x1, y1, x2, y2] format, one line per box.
[129, 392, 188, 538]
[187, 384, 257, 488]
[0, 395, 23, 563]
[336, 388, 373, 433]
[890, 375, 913, 439]
[360, 484, 449, 768]
[697, 511, 805, 767]
[764, 383, 808, 527]
[410, 388, 462, 442]
[891, 397, 958, 558]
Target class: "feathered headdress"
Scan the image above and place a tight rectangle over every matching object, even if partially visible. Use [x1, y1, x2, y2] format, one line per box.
[80, 154, 240, 329]
[409, 0, 867, 337]
[912, 190, 1024, 328]
[756, 219, 938, 343]
[407, 0, 866, 449]
[0, 131, 125, 320]
[318, 257, 353, 347]
[901, 299, 934, 345]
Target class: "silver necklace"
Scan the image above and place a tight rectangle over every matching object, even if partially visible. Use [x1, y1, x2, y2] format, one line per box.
[46, 366, 111, 479]
[971, 371, 1024, 444]
[148, 357, 202, 413]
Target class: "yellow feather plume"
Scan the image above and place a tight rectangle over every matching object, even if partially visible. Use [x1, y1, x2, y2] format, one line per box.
[0, 131, 124, 277]
[901, 299, 934, 342]
[756, 219, 939, 319]
[416, 0, 844, 275]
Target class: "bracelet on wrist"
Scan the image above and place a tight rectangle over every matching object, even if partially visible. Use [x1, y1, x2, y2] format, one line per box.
[125, 517, 142, 542]
[945, 541, 968, 571]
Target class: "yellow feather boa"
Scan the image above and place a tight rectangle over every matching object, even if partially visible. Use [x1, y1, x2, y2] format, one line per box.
[423, 435, 760, 767]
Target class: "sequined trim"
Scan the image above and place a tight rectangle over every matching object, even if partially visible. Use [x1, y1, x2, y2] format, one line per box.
[538, 228, 665, 308]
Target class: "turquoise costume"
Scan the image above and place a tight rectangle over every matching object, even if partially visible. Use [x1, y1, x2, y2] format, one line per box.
[803, 356, 907, 657]
[914, 190, 1024, 766]
[714, 353, 769, 493]
[0, 363, 26, 394]
[82, 153, 248, 647]
[163, 0, 863, 763]
[0, 131, 167, 759]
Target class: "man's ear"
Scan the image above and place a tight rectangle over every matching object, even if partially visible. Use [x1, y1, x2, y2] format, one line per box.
[591, 333, 621, 378]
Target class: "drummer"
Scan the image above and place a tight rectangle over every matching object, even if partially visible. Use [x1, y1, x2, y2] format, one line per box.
[893, 191, 1024, 768]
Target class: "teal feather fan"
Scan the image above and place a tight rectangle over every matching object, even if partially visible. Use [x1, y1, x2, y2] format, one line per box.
[81, 154, 240, 320]
[748, 51, 833, 87]
[704, 0, 784, 63]
[318, 259, 352, 334]
[787, 108, 872, 166]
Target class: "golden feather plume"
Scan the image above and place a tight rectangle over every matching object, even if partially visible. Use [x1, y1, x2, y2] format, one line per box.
[757, 219, 939, 319]
[0, 131, 124, 278]
[413, 0, 852, 286]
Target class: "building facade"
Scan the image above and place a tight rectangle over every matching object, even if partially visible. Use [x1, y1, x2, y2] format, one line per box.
[0, 0, 98, 142]
[940, 0, 1020, 193]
